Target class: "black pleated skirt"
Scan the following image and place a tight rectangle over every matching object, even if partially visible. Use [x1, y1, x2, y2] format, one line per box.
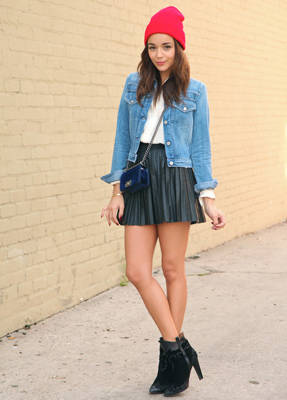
[118, 142, 206, 226]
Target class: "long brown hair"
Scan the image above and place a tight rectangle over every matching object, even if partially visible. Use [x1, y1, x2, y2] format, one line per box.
[136, 38, 190, 108]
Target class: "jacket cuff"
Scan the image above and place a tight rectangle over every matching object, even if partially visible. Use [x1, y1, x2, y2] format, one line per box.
[100, 170, 123, 184]
[194, 179, 218, 194]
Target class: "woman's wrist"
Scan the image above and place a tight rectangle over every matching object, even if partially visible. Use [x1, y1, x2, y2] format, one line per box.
[112, 182, 122, 197]
[202, 197, 215, 206]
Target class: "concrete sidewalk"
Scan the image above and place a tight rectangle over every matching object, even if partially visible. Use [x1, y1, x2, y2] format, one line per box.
[1, 222, 286, 400]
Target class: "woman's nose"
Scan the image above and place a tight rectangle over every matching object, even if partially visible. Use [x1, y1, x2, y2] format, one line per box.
[155, 48, 163, 58]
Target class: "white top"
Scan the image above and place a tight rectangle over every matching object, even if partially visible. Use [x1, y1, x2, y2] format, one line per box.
[110, 91, 215, 207]
[140, 91, 165, 144]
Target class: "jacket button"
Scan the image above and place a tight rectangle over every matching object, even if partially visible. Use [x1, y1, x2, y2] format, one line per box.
[183, 106, 187, 111]
[166, 141, 171, 146]
[164, 120, 168, 125]
[169, 161, 174, 166]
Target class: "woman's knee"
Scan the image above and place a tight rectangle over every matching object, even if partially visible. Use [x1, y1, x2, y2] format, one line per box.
[162, 258, 185, 283]
[126, 263, 152, 286]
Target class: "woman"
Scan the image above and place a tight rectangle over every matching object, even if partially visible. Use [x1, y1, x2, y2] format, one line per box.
[100, 6, 226, 397]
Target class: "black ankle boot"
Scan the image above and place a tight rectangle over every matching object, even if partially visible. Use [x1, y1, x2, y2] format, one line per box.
[149, 337, 170, 394]
[159, 336, 192, 397]
[179, 332, 203, 380]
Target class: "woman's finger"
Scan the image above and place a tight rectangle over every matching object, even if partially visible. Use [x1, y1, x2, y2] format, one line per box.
[116, 208, 122, 223]
[214, 214, 226, 228]
[212, 214, 219, 225]
[106, 208, 112, 226]
[111, 207, 119, 225]
[118, 205, 124, 220]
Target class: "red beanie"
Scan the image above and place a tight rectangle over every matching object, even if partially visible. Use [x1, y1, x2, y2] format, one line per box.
[144, 6, 185, 50]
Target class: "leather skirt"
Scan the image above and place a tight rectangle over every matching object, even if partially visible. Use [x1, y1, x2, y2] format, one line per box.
[118, 142, 206, 226]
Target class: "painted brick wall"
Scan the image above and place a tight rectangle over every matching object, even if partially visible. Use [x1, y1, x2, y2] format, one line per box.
[0, 0, 286, 338]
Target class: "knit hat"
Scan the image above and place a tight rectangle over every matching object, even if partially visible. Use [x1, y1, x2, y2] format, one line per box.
[144, 6, 186, 50]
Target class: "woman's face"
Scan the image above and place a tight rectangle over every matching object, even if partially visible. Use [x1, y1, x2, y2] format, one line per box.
[147, 33, 175, 77]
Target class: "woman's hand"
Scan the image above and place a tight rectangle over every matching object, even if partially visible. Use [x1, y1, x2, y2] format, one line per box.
[202, 198, 226, 230]
[101, 194, 124, 226]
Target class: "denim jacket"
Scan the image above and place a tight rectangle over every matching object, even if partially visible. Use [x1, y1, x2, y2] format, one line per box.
[100, 72, 218, 194]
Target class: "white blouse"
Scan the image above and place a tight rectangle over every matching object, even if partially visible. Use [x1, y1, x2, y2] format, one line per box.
[110, 91, 216, 207]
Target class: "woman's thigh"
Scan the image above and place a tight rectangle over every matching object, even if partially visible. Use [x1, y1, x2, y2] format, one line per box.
[157, 222, 190, 278]
[124, 224, 158, 284]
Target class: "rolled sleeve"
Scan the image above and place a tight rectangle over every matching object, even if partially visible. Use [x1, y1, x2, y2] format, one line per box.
[191, 82, 218, 194]
[100, 75, 131, 184]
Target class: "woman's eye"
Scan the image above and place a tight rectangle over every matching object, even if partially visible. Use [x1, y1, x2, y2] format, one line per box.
[148, 46, 171, 50]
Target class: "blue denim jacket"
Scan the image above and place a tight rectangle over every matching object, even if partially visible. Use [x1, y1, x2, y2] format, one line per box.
[100, 72, 218, 193]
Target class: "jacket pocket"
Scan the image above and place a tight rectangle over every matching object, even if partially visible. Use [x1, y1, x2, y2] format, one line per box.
[170, 96, 196, 129]
[124, 83, 138, 105]
[172, 97, 197, 112]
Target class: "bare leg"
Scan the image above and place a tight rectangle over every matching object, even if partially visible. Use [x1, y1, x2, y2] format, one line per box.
[157, 221, 190, 334]
[125, 224, 179, 341]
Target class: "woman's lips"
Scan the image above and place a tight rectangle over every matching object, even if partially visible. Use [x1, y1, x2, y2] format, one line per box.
[156, 61, 166, 65]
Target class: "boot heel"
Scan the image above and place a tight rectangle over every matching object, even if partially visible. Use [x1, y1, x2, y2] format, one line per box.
[193, 355, 203, 380]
